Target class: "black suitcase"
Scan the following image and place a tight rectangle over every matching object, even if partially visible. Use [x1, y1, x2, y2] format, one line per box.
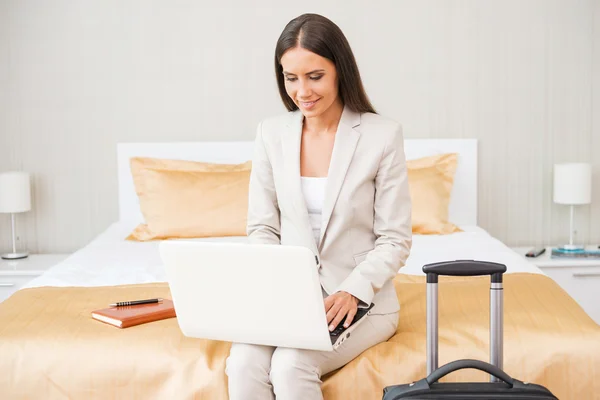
[382, 260, 558, 399]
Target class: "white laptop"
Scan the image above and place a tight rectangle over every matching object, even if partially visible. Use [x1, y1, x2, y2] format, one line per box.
[159, 241, 372, 352]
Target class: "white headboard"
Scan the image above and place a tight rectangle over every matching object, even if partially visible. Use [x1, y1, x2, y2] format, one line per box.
[117, 139, 477, 226]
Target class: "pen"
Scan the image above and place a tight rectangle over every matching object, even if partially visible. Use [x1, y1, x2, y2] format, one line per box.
[109, 298, 163, 307]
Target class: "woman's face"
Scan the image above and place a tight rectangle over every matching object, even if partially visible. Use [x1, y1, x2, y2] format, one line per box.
[280, 46, 341, 118]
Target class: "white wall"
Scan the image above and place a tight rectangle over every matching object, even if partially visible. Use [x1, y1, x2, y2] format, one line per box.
[0, 0, 598, 253]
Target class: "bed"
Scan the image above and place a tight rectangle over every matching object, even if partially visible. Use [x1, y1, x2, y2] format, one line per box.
[0, 139, 598, 400]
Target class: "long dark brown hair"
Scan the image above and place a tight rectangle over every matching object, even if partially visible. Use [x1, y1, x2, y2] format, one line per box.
[274, 13, 376, 114]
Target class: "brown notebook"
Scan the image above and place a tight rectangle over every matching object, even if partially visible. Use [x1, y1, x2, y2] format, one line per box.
[91, 299, 176, 328]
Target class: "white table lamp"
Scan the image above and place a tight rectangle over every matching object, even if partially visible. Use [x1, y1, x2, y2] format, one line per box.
[553, 163, 592, 250]
[0, 171, 32, 259]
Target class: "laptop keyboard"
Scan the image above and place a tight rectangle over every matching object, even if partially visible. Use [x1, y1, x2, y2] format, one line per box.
[328, 303, 375, 344]
[330, 323, 346, 337]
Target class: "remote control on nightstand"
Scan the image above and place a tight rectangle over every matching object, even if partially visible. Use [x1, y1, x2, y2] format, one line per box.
[525, 247, 546, 258]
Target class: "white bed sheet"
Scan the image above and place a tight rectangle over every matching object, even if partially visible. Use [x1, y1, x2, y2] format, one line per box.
[24, 222, 542, 290]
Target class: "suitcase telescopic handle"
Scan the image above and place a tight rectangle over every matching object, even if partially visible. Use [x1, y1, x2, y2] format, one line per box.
[426, 359, 513, 387]
[422, 260, 507, 383]
[422, 260, 507, 283]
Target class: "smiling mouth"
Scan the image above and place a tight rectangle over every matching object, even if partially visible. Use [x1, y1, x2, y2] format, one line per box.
[299, 98, 320, 108]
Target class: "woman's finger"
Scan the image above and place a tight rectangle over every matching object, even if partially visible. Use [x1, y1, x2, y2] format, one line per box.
[326, 301, 342, 324]
[329, 305, 348, 331]
[343, 306, 357, 328]
[344, 307, 357, 328]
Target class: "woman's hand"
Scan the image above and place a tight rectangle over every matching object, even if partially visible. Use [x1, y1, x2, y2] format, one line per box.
[324, 291, 359, 331]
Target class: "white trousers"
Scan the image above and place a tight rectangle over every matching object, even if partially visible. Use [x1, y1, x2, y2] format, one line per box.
[225, 312, 398, 400]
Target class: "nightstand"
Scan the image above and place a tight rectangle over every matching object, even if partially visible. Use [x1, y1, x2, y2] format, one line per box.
[0, 254, 70, 303]
[512, 246, 600, 325]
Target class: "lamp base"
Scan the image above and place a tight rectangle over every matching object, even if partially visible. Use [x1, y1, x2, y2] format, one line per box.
[556, 244, 585, 251]
[1, 251, 29, 260]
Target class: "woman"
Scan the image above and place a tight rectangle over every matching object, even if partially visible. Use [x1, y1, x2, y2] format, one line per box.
[225, 13, 412, 399]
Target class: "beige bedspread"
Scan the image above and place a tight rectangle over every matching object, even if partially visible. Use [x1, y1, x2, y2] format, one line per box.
[0, 273, 598, 399]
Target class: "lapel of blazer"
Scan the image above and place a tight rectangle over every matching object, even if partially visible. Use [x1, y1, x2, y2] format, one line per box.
[281, 106, 361, 254]
[282, 110, 318, 255]
[319, 106, 361, 250]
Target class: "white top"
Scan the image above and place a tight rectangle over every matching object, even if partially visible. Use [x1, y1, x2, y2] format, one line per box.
[300, 177, 327, 245]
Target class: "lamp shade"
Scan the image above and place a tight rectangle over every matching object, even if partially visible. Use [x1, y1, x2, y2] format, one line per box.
[553, 163, 592, 205]
[0, 172, 31, 213]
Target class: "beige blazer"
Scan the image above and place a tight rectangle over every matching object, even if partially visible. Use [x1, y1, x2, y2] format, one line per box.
[247, 105, 412, 314]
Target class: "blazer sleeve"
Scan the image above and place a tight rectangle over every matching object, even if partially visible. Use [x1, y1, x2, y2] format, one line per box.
[246, 121, 282, 245]
[335, 124, 412, 306]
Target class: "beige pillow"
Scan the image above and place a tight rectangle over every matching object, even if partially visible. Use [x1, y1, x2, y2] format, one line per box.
[126, 157, 252, 241]
[127, 152, 461, 241]
[407, 153, 462, 234]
